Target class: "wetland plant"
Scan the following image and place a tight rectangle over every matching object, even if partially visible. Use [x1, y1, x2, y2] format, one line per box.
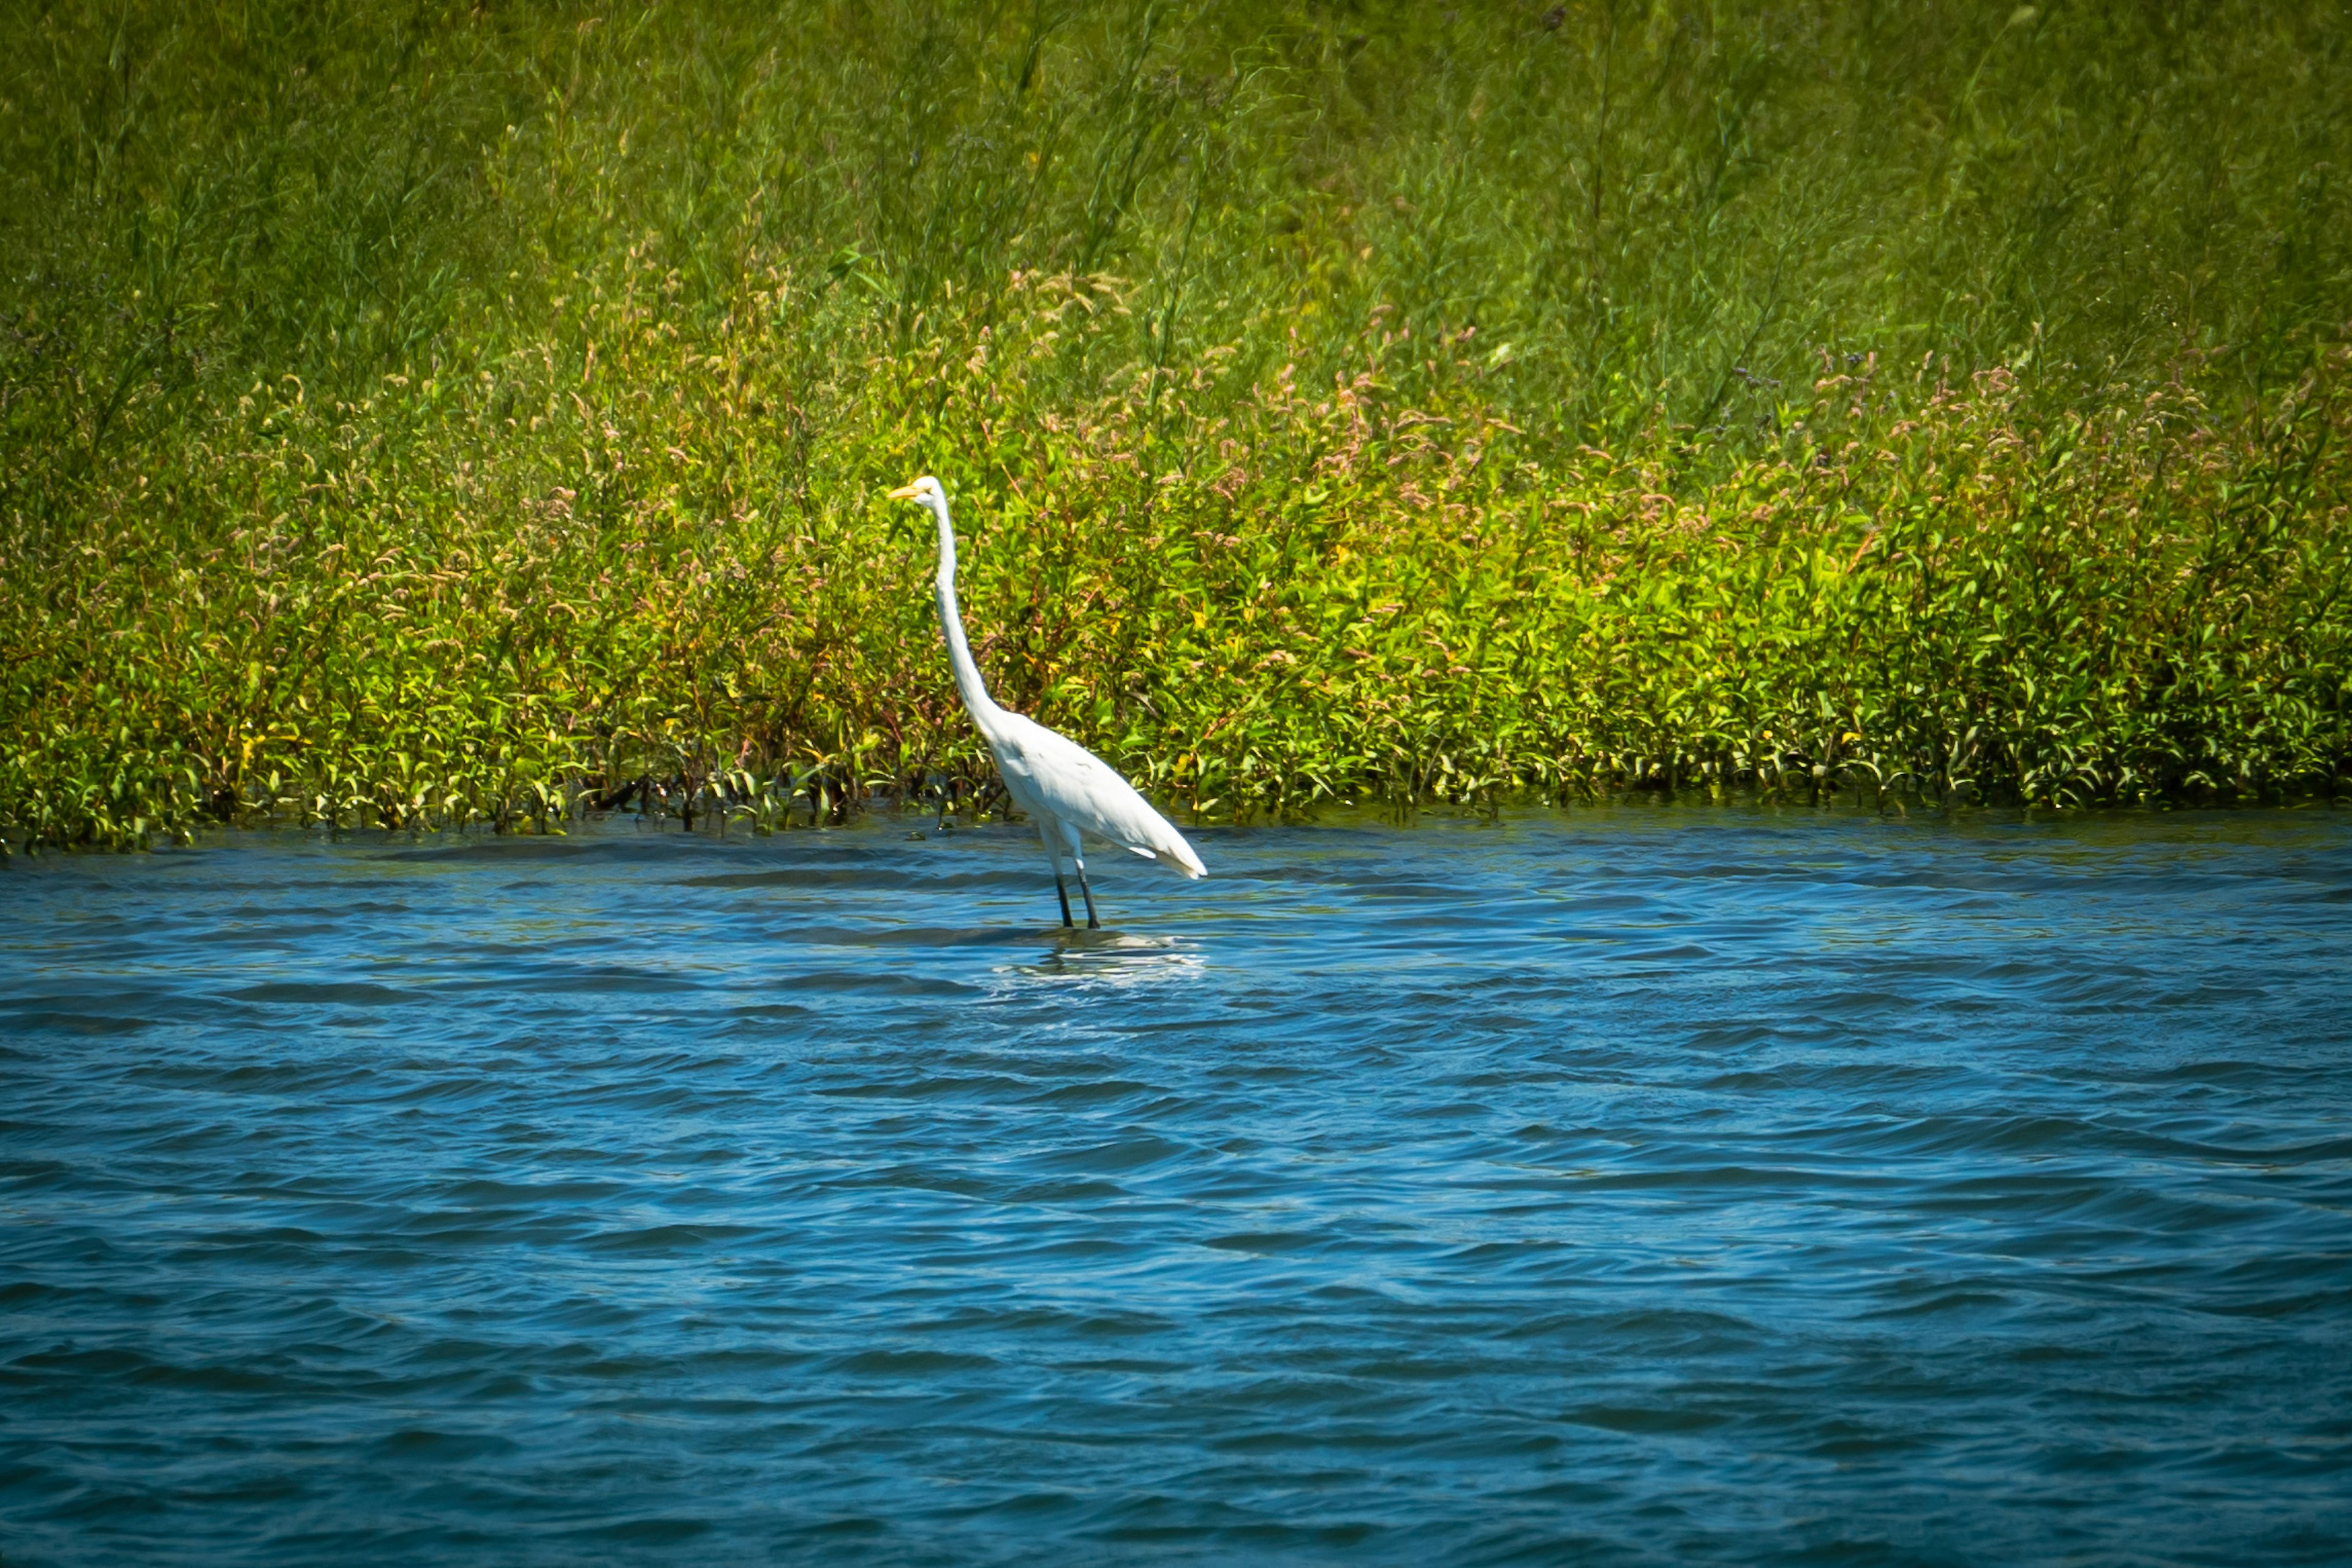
[2, 1, 2348, 850]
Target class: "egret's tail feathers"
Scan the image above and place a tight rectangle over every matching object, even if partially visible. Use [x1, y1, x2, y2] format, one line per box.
[1156, 843, 1207, 880]
[1122, 841, 1205, 878]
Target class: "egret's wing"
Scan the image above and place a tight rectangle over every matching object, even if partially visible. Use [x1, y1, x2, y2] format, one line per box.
[992, 714, 1206, 878]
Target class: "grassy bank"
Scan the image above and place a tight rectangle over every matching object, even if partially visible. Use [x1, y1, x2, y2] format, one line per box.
[4, 0, 2350, 848]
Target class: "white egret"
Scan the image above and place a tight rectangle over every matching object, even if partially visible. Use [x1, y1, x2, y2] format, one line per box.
[888, 476, 1205, 928]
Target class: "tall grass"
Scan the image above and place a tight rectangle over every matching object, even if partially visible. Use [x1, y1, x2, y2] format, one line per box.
[3, 0, 2348, 848]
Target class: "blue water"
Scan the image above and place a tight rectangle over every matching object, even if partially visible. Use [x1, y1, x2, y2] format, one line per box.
[3, 807, 2350, 1566]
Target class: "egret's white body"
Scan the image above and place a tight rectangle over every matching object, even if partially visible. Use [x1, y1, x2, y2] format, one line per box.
[889, 477, 1204, 927]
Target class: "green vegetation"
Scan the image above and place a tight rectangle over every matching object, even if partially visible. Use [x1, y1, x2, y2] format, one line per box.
[4, 0, 2349, 849]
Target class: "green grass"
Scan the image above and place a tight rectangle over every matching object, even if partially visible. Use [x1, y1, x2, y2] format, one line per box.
[4, 0, 2350, 849]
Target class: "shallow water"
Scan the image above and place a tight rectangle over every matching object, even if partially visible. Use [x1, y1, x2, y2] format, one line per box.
[3, 806, 2350, 1566]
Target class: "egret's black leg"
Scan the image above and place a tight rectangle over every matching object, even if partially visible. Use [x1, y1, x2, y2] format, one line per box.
[1037, 820, 1077, 928]
[1076, 862, 1101, 929]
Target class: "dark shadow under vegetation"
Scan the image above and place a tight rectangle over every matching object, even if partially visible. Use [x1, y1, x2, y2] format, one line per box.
[3, 0, 2348, 850]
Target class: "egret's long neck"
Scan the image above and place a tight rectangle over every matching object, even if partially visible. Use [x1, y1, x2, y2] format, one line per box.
[930, 500, 1003, 726]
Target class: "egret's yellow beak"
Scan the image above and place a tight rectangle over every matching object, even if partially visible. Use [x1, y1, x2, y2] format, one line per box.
[886, 483, 922, 500]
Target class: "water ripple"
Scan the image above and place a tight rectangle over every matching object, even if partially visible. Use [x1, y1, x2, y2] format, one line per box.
[2, 805, 2350, 1565]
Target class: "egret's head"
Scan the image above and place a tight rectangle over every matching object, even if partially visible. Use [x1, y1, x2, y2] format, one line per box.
[887, 476, 946, 512]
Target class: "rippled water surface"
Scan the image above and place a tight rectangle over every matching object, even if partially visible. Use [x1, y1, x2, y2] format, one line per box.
[4, 807, 2351, 1566]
